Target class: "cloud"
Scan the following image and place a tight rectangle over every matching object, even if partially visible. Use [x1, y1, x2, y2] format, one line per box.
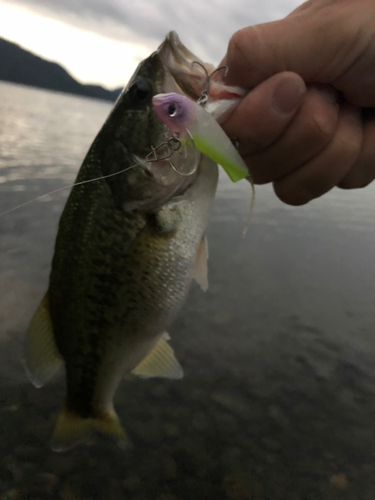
[2, 0, 303, 64]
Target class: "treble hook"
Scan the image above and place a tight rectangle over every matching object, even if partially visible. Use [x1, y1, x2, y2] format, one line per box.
[209, 65, 229, 80]
[167, 134, 181, 152]
[191, 61, 228, 106]
[191, 61, 210, 83]
[146, 133, 181, 163]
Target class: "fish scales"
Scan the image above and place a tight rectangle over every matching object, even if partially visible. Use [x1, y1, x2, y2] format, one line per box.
[51, 157, 216, 422]
[23, 31, 244, 451]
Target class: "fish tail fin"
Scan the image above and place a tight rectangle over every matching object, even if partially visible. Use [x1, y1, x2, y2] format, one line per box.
[92, 411, 129, 450]
[51, 404, 129, 452]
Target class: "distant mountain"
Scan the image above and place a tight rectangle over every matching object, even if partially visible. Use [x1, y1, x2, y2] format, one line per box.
[0, 37, 122, 102]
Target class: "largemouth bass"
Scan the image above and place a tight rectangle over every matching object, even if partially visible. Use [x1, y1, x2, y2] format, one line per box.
[24, 32, 243, 451]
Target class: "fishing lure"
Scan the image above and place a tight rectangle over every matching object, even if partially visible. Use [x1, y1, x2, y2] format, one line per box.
[1, 93, 249, 219]
[152, 93, 249, 183]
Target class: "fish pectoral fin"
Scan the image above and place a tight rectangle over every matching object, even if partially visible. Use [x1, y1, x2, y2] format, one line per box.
[153, 200, 187, 234]
[23, 292, 63, 388]
[193, 235, 208, 292]
[131, 332, 183, 379]
[52, 404, 129, 453]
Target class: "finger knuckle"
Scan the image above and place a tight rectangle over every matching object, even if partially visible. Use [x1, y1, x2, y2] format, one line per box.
[339, 160, 375, 189]
[227, 28, 260, 68]
[273, 181, 310, 206]
[338, 175, 370, 189]
[339, 135, 361, 160]
[228, 29, 246, 51]
[228, 29, 249, 62]
[339, 178, 365, 189]
[307, 112, 335, 146]
[251, 169, 270, 185]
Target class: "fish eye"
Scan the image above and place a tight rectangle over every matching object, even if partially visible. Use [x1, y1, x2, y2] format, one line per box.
[129, 79, 152, 101]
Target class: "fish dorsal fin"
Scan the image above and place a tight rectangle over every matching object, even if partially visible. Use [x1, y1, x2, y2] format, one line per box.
[193, 235, 209, 292]
[131, 333, 183, 379]
[23, 293, 63, 388]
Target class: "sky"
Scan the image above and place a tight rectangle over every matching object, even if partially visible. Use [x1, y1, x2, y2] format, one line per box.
[0, 0, 303, 90]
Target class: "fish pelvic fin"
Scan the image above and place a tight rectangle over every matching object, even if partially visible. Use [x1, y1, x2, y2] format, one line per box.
[52, 404, 129, 453]
[131, 332, 183, 379]
[193, 235, 208, 292]
[23, 292, 63, 388]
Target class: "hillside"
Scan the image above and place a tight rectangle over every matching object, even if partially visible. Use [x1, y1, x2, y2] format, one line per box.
[0, 37, 122, 102]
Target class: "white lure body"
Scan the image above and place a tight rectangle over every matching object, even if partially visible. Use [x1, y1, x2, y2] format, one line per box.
[152, 93, 249, 182]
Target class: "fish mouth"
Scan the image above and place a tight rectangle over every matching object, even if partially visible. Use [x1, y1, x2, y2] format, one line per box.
[156, 31, 245, 122]
[138, 32, 241, 209]
[156, 31, 215, 100]
[138, 32, 211, 205]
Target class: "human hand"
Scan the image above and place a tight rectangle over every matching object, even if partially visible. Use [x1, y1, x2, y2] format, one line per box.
[220, 0, 375, 205]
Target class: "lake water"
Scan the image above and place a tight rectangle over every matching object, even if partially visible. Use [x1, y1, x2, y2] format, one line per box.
[1, 80, 375, 500]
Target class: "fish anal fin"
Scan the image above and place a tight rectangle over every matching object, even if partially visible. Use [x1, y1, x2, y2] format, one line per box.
[23, 292, 62, 388]
[193, 235, 208, 292]
[52, 404, 129, 452]
[131, 332, 183, 380]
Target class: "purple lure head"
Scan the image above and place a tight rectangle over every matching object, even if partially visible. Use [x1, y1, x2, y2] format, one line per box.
[152, 93, 196, 133]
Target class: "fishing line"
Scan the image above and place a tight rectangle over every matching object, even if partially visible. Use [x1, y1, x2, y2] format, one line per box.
[242, 181, 255, 237]
[0, 162, 141, 218]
